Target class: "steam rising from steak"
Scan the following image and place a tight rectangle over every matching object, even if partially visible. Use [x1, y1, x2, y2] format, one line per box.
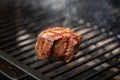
[35, 27, 82, 62]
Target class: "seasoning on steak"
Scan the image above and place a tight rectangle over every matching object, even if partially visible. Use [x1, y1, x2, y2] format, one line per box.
[35, 27, 82, 62]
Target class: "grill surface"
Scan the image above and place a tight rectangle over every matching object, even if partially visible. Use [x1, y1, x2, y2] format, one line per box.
[0, 1, 120, 80]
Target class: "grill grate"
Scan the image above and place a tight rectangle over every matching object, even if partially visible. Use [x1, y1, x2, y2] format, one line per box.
[0, 6, 120, 80]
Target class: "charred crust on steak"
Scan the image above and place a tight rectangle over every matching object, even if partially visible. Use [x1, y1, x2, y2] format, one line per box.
[35, 27, 82, 62]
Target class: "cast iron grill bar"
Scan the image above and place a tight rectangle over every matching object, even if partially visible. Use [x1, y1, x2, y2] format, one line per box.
[0, 69, 16, 80]
[0, 50, 50, 80]
[0, 37, 35, 50]
[80, 31, 103, 44]
[18, 75, 37, 80]
[23, 56, 39, 66]
[0, 31, 31, 44]
[102, 71, 120, 80]
[0, 34, 31, 49]
[16, 49, 35, 61]
[0, 31, 34, 50]
[6, 43, 35, 57]
[18, 52, 37, 62]
[80, 34, 110, 50]
[0, 20, 33, 37]
[83, 61, 120, 80]
[80, 29, 94, 37]
[0, 57, 27, 79]
[72, 25, 89, 31]
[0, 17, 14, 24]
[0, 17, 26, 32]
[72, 37, 117, 61]
[5, 38, 35, 53]
[30, 60, 49, 70]
[17, 74, 28, 80]
[80, 37, 116, 50]
[11, 43, 35, 56]
[18, 12, 64, 32]
[53, 52, 120, 80]
[0, 19, 16, 28]
[0, 24, 20, 34]
[0, 16, 23, 29]
[3, 39, 35, 54]
[39, 44, 119, 74]
[30, 14, 64, 29]
[44, 40, 118, 78]
[0, 28, 27, 40]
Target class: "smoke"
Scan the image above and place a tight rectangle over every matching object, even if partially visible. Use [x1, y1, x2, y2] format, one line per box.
[62, 0, 120, 28]
[15, 0, 120, 29]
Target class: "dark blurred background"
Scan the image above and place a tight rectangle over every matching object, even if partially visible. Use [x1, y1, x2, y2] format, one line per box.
[0, 0, 120, 80]
[1, 0, 120, 35]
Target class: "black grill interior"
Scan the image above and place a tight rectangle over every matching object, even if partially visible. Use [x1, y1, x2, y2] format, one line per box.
[0, 0, 120, 80]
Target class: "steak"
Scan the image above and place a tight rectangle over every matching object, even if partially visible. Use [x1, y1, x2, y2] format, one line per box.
[35, 27, 82, 62]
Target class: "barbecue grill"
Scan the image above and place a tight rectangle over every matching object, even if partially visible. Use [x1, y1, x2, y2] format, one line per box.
[0, 0, 120, 80]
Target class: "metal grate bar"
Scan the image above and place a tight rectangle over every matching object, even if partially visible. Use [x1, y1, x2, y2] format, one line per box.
[37, 61, 65, 74]
[0, 27, 26, 39]
[0, 32, 31, 44]
[0, 17, 14, 24]
[0, 58, 26, 79]
[17, 74, 28, 80]
[11, 43, 35, 57]
[0, 20, 15, 29]
[0, 37, 35, 50]
[0, 50, 50, 80]
[76, 28, 92, 36]
[102, 71, 120, 80]
[75, 37, 116, 60]
[16, 49, 35, 61]
[46, 42, 118, 77]
[33, 16, 64, 31]
[0, 25, 18, 33]
[30, 60, 49, 69]
[5, 38, 35, 53]
[44, 38, 117, 78]
[18, 75, 36, 80]
[83, 61, 120, 80]
[56, 52, 120, 80]
[42, 45, 119, 75]
[23, 56, 39, 66]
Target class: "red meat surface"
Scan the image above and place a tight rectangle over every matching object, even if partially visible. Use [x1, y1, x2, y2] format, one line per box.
[35, 27, 82, 62]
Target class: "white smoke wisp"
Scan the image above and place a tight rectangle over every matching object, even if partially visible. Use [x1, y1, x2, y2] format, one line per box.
[61, 0, 119, 28]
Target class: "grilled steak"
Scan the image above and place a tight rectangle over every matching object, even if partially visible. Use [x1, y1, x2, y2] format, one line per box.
[35, 27, 82, 62]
